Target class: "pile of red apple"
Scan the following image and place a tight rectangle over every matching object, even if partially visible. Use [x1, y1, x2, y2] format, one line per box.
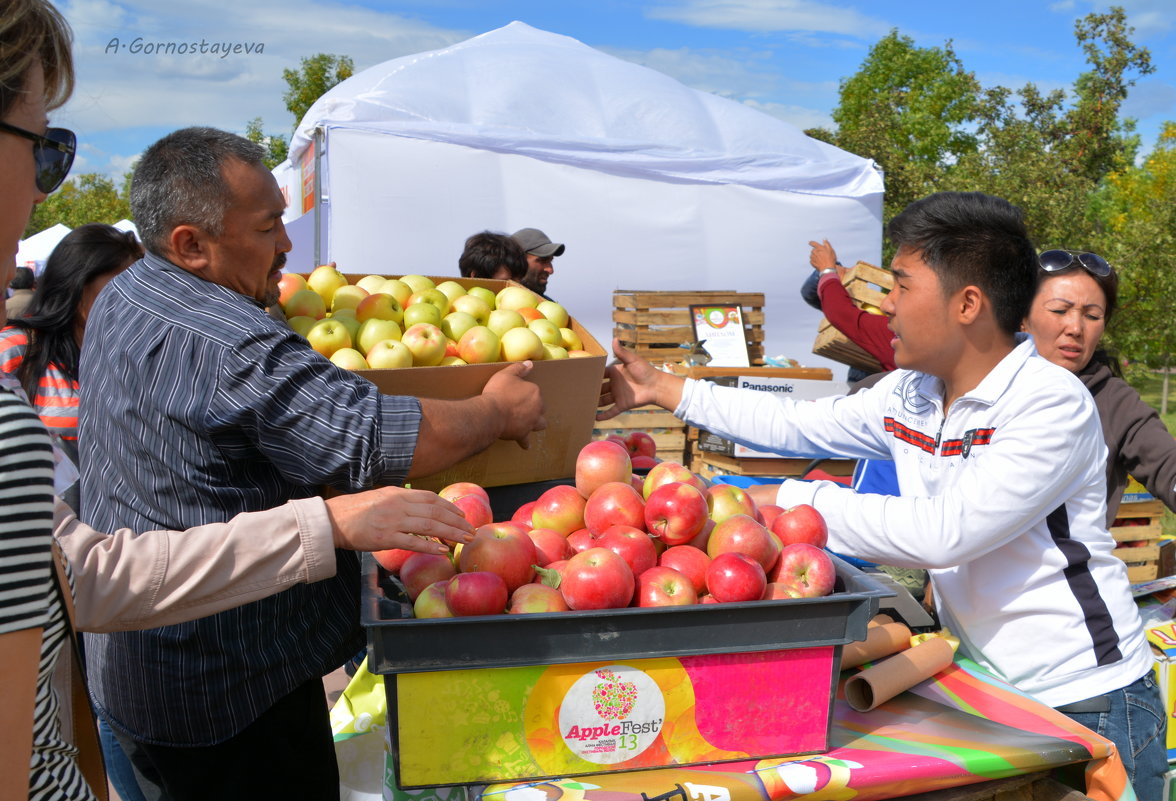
[600, 430, 659, 470]
[373, 440, 838, 618]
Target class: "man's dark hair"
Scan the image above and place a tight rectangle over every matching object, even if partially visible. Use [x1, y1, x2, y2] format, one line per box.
[10, 266, 34, 290]
[131, 126, 265, 255]
[888, 192, 1038, 336]
[458, 231, 527, 281]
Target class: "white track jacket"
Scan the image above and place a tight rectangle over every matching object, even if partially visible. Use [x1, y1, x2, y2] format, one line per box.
[677, 337, 1151, 706]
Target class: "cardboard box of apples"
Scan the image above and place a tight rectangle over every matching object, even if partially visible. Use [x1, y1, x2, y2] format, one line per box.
[361, 439, 893, 786]
[278, 264, 607, 491]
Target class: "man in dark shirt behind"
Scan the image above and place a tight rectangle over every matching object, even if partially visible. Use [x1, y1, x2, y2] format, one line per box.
[78, 127, 545, 800]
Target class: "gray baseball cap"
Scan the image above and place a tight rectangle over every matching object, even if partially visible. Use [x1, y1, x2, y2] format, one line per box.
[511, 228, 565, 258]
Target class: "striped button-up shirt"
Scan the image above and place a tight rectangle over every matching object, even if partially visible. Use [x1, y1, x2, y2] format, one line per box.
[78, 252, 421, 745]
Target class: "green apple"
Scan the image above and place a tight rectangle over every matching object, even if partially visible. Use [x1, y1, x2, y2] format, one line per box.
[402, 302, 442, 328]
[496, 285, 541, 312]
[365, 339, 413, 369]
[356, 274, 388, 294]
[306, 318, 352, 357]
[440, 355, 468, 366]
[487, 308, 525, 336]
[355, 292, 403, 325]
[500, 326, 546, 362]
[435, 280, 467, 306]
[536, 300, 570, 328]
[399, 274, 436, 293]
[457, 325, 501, 364]
[283, 287, 326, 320]
[559, 327, 583, 351]
[528, 318, 562, 346]
[401, 322, 447, 366]
[441, 311, 479, 343]
[356, 318, 403, 355]
[380, 278, 413, 306]
[331, 284, 369, 314]
[330, 309, 362, 343]
[286, 315, 317, 338]
[307, 264, 348, 307]
[408, 288, 450, 315]
[329, 347, 370, 371]
[451, 294, 491, 325]
[467, 286, 497, 308]
[543, 344, 569, 360]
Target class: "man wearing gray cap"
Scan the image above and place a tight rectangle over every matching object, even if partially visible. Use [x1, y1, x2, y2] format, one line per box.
[511, 227, 565, 298]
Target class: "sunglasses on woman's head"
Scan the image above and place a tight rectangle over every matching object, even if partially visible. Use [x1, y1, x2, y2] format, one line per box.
[0, 120, 76, 194]
[1038, 249, 1112, 278]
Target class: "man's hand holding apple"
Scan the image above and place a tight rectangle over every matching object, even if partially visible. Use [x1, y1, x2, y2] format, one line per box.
[324, 486, 475, 553]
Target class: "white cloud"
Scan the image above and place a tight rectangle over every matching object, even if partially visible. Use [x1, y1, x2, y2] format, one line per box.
[645, 0, 891, 39]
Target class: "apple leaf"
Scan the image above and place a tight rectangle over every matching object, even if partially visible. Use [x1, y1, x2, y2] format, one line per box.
[534, 564, 562, 589]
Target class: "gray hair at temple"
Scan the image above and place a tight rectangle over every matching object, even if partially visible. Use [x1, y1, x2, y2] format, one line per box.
[130, 127, 266, 255]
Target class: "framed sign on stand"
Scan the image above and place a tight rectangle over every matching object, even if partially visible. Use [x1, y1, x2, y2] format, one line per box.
[690, 304, 750, 367]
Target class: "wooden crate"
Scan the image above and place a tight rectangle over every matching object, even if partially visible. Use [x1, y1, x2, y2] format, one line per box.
[692, 451, 855, 482]
[613, 290, 765, 366]
[1111, 499, 1166, 582]
[812, 261, 893, 373]
[592, 405, 689, 463]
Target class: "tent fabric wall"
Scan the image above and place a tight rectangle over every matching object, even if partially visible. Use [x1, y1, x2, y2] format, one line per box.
[277, 22, 884, 373]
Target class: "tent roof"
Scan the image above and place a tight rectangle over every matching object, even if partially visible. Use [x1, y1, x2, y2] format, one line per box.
[289, 22, 880, 197]
[15, 222, 71, 267]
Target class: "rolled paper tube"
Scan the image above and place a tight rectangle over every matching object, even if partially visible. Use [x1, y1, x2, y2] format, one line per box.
[840, 621, 912, 671]
[844, 636, 956, 712]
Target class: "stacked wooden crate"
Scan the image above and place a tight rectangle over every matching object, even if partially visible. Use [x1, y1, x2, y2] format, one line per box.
[1111, 498, 1166, 583]
[592, 405, 690, 464]
[812, 261, 893, 373]
[613, 290, 765, 367]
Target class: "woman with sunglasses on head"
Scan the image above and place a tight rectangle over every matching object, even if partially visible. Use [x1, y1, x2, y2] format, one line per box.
[1023, 249, 1176, 522]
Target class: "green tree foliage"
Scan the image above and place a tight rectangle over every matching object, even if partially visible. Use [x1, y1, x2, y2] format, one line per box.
[245, 117, 290, 170]
[23, 173, 131, 238]
[282, 53, 354, 129]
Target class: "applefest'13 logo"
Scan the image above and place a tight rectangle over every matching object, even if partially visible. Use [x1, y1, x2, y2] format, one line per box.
[559, 665, 665, 764]
[695, 307, 738, 330]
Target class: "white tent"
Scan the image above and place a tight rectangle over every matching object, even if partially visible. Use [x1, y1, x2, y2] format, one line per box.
[113, 219, 140, 238]
[274, 22, 884, 372]
[15, 223, 72, 274]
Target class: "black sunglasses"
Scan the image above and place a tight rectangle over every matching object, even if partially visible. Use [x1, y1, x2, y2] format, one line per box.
[0, 120, 76, 194]
[1038, 249, 1112, 278]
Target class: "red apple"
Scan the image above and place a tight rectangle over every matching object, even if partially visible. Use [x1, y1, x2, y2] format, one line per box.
[511, 500, 538, 528]
[686, 518, 714, 551]
[399, 552, 456, 601]
[445, 571, 509, 616]
[545, 559, 569, 577]
[631, 454, 658, 470]
[774, 543, 837, 598]
[644, 482, 709, 546]
[771, 504, 829, 549]
[439, 482, 490, 506]
[705, 552, 767, 603]
[509, 583, 569, 614]
[450, 493, 493, 529]
[625, 431, 657, 459]
[636, 566, 698, 607]
[762, 582, 803, 601]
[700, 595, 720, 605]
[595, 525, 658, 581]
[575, 440, 632, 499]
[531, 484, 587, 536]
[707, 513, 780, 572]
[630, 474, 646, 493]
[559, 547, 635, 610]
[642, 461, 706, 500]
[527, 527, 572, 567]
[458, 523, 537, 592]
[567, 528, 596, 553]
[759, 504, 785, 530]
[372, 548, 415, 575]
[604, 434, 627, 449]
[706, 484, 758, 526]
[658, 545, 711, 595]
[584, 482, 646, 535]
[413, 580, 454, 618]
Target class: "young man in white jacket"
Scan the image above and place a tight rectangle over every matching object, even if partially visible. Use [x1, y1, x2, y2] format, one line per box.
[598, 191, 1165, 799]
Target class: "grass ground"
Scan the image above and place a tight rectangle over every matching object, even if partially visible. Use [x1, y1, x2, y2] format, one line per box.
[1124, 372, 1176, 534]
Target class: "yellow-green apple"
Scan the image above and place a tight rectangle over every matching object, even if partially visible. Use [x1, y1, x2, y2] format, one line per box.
[372, 547, 415, 575]
[413, 580, 455, 618]
[509, 583, 569, 614]
[435, 280, 467, 306]
[625, 432, 657, 460]
[536, 300, 569, 328]
[401, 323, 447, 366]
[440, 356, 467, 366]
[528, 318, 562, 346]
[451, 293, 491, 325]
[642, 460, 706, 500]
[770, 504, 829, 549]
[307, 263, 348, 306]
[510, 500, 538, 529]
[329, 347, 369, 371]
[365, 339, 413, 369]
[467, 286, 497, 308]
[517, 307, 543, 323]
[559, 547, 635, 610]
[440, 482, 490, 505]
[583, 482, 646, 535]
[457, 325, 501, 364]
[527, 528, 572, 567]
[644, 482, 709, 546]
[576, 440, 633, 499]
[441, 311, 479, 343]
[501, 327, 546, 362]
[400, 552, 456, 601]
[278, 273, 308, 307]
[707, 513, 779, 572]
[568, 349, 594, 358]
[487, 308, 525, 336]
[773, 543, 836, 598]
[495, 285, 541, 312]
[402, 302, 442, 329]
[444, 337, 460, 359]
[399, 274, 436, 293]
[356, 274, 389, 294]
[543, 344, 569, 360]
[380, 278, 413, 305]
[331, 284, 369, 313]
[658, 545, 711, 595]
[458, 523, 537, 592]
[330, 309, 361, 343]
[559, 327, 583, 351]
[407, 288, 450, 315]
[636, 565, 698, 607]
[356, 318, 402, 354]
[355, 292, 404, 325]
[567, 528, 596, 553]
[445, 571, 509, 617]
[531, 484, 587, 536]
[283, 287, 327, 320]
[705, 551, 766, 603]
[286, 315, 318, 338]
[596, 524, 658, 580]
[306, 318, 352, 357]
[706, 484, 758, 526]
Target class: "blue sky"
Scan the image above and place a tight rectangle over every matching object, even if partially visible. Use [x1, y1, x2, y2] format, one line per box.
[56, 0, 1174, 180]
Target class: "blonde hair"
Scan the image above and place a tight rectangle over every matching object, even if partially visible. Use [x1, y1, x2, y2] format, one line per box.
[0, 0, 74, 118]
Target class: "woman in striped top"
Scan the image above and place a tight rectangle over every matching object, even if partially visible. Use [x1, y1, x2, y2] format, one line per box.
[0, 223, 143, 459]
